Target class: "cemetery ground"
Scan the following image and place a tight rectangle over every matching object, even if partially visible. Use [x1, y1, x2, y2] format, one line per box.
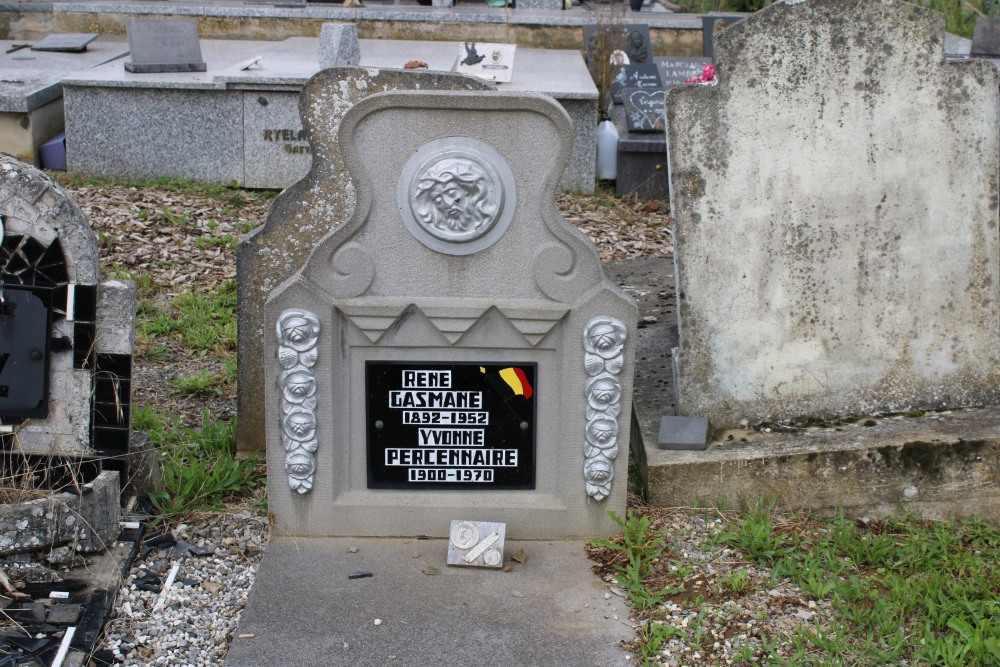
[38, 174, 1000, 666]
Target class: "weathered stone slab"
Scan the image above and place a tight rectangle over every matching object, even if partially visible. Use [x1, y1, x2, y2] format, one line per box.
[236, 67, 493, 454]
[260, 88, 636, 538]
[666, 0, 1000, 428]
[124, 18, 206, 73]
[0, 470, 121, 556]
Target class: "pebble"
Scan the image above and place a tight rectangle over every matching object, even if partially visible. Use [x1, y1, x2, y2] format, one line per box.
[100, 511, 267, 666]
[374, 619, 383, 626]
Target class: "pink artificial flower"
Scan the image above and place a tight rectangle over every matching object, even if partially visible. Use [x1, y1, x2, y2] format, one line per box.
[684, 64, 716, 84]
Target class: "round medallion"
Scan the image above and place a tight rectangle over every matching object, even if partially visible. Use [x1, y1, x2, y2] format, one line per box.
[451, 521, 480, 550]
[483, 548, 502, 567]
[398, 137, 516, 256]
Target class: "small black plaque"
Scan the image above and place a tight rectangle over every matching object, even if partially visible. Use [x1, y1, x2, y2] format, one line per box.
[0, 288, 49, 418]
[612, 63, 663, 105]
[623, 87, 666, 134]
[367, 362, 536, 490]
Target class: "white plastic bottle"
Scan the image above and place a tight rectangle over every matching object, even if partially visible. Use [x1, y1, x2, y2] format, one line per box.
[596, 119, 619, 181]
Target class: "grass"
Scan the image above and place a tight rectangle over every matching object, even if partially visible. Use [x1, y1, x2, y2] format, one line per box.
[677, 0, 993, 39]
[595, 503, 1000, 666]
[134, 406, 260, 522]
[137, 279, 237, 356]
[53, 173, 275, 209]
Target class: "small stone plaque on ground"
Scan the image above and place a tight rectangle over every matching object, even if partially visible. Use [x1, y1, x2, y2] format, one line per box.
[657, 57, 712, 88]
[657, 415, 709, 450]
[31, 34, 98, 53]
[455, 42, 516, 83]
[612, 62, 662, 104]
[366, 362, 536, 489]
[623, 87, 665, 133]
[447, 520, 506, 568]
[124, 19, 207, 73]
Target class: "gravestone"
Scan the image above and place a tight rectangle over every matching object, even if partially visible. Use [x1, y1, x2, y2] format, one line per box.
[657, 56, 712, 88]
[667, 0, 1000, 429]
[261, 88, 636, 538]
[124, 19, 207, 73]
[237, 67, 494, 455]
[612, 61, 662, 103]
[0, 155, 137, 492]
[623, 86, 664, 132]
[971, 16, 1000, 57]
[317, 22, 359, 69]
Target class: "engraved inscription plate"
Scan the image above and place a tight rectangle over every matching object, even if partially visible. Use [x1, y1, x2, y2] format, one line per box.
[366, 362, 536, 489]
[0, 288, 49, 418]
[397, 137, 516, 256]
[447, 519, 506, 568]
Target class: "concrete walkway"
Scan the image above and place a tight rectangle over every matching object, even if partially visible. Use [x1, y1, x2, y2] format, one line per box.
[224, 537, 633, 667]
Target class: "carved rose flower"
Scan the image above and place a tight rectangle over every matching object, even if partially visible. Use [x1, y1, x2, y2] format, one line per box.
[285, 451, 316, 480]
[283, 409, 316, 442]
[586, 417, 619, 446]
[277, 310, 320, 353]
[281, 369, 316, 404]
[584, 317, 626, 360]
[586, 375, 621, 416]
[584, 457, 614, 485]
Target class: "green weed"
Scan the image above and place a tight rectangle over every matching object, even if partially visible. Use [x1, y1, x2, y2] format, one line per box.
[138, 280, 237, 355]
[170, 369, 224, 397]
[147, 409, 259, 522]
[590, 510, 681, 611]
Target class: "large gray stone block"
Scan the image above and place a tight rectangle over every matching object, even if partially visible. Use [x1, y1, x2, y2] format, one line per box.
[666, 0, 1000, 428]
[317, 22, 359, 69]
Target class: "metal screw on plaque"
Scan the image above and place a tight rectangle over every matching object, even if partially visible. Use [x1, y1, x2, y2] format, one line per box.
[374, 420, 384, 429]
[520, 421, 529, 431]
[30, 350, 42, 361]
[451, 522, 479, 550]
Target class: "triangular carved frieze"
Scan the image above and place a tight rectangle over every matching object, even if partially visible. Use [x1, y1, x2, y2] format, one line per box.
[334, 299, 569, 347]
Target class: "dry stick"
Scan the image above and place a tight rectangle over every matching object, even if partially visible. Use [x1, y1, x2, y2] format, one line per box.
[154, 562, 181, 611]
[51, 626, 77, 667]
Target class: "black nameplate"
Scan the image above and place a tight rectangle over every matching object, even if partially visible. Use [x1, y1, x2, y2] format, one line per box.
[366, 362, 536, 490]
[623, 87, 666, 134]
[613, 63, 663, 105]
[0, 288, 50, 418]
[583, 24, 650, 68]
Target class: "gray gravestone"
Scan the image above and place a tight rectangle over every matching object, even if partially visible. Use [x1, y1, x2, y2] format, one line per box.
[0, 155, 136, 471]
[656, 56, 712, 88]
[30, 33, 98, 53]
[667, 0, 1000, 428]
[260, 89, 636, 538]
[971, 16, 1000, 57]
[317, 22, 359, 69]
[237, 68, 494, 455]
[124, 19, 207, 73]
[583, 24, 650, 67]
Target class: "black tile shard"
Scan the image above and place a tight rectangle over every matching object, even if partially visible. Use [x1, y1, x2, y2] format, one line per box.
[348, 571, 373, 579]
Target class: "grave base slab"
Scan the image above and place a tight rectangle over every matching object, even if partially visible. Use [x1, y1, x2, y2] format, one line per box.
[225, 537, 631, 667]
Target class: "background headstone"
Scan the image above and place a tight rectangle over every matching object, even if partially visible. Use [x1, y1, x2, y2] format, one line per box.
[623, 87, 664, 132]
[656, 56, 712, 88]
[971, 16, 1000, 57]
[237, 67, 494, 455]
[317, 22, 359, 69]
[124, 19, 207, 73]
[667, 0, 1000, 428]
[612, 62, 661, 104]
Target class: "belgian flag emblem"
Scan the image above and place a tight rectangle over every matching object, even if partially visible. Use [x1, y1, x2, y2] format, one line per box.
[480, 366, 533, 400]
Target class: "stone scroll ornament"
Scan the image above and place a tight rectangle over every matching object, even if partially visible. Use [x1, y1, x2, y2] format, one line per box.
[583, 316, 627, 501]
[277, 309, 320, 493]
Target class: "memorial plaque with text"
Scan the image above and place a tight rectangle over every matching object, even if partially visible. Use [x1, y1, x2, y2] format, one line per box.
[612, 63, 663, 105]
[0, 288, 49, 418]
[367, 362, 536, 490]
